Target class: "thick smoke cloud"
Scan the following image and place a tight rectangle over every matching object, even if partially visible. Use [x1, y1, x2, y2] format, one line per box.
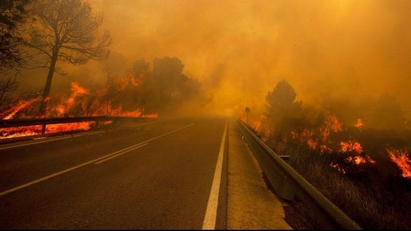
[54, 0, 411, 119]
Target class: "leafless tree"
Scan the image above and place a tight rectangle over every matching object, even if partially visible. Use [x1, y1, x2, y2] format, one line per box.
[23, 0, 111, 116]
[0, 0, 31, 70]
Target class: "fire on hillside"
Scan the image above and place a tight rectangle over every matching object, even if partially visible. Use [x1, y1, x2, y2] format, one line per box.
[0, 82, 158, 139]
[240, 112, 411, 180]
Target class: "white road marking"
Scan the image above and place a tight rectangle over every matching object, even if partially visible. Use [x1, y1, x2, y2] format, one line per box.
[0, 131, 105, 150]
[0, 123, 194, 196]
[202, 118, 227, 229]
[94, 143, 148, 164]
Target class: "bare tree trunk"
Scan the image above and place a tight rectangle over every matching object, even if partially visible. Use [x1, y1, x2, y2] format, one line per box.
[39, 54, 58, 117]
[39, 52, 58, 134]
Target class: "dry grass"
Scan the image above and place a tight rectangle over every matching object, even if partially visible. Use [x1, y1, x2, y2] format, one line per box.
[271, 135, 411, 229]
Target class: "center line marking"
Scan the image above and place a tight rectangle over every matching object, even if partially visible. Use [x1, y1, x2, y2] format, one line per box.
[94, 143, 148, 164]
[0, 123, 195, 196]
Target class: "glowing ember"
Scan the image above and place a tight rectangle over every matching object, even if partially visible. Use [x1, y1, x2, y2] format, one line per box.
[329, 162, 346, 174]
[319, 144, 333, 154]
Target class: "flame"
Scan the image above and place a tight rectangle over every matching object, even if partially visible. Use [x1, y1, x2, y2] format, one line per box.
[0, 80, 158, 139]
[319, 115, 343, 140]
[253, 120, 261, 131]
[345, 154, 376, 165]
[326, 115, 343, 133]
[0, 122, 95, 139]
[329, 154, 376, 174]
[2, 98, 41, 120]
[354, 118, 364, 130]
[339, 140, 363, 153]
[56, 82, 89, 116]
[387, 148, 411, 178]
[0, 125, 42, 138]
[45, 122, 94, 133]
[129, 73, 139, 87]
[286, 114, 380, 174]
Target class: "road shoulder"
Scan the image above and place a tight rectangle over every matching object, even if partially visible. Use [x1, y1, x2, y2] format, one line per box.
[227, 117, 292, 230]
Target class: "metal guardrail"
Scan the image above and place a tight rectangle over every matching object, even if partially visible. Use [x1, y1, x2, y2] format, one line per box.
[0, 116, 157, 142]
[0, 116, 155, 128]
[237, 119, 362, 230]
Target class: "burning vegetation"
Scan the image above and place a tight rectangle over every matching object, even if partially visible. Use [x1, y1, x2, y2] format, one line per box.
[239, 79, 411, 229]
[2, 0, 411, 229]
[0, 0, 207, 139]
[0, 56, 208, 139]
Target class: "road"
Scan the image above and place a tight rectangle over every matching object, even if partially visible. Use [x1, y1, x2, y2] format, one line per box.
[0, 115, 292, 229]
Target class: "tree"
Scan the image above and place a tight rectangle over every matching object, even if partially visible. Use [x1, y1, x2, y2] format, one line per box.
[23, 0, 111, 116]
[132, 58, 150, 114]
[145, 56, 199, 114]
[265, 79, 303, 131]
[0, 0, 31, 70]
[266, 80, 302, 120]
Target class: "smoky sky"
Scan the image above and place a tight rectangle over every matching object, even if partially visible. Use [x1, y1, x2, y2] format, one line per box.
[73, 0, 411, 118]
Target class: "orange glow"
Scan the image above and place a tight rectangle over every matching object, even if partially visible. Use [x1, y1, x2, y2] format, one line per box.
[328, 115, 343, 132]
[339, 140, 363, 153]
[130, 75, 139, 87]
[2, 98, 41, 120]
[0, 125, 42, 138]
[0, 81, 159, 139]
[0, 122, 94, 139]
[45, 122, 94, 134]
[330, 154, 376, 174]
[56, 82, 90, 116]
[346, 155, 376, 165]
[387, 148, 411, 178]
[322, 115, 343, 139]
[354, 118, 364, 130]
[253, 120, 261, 132]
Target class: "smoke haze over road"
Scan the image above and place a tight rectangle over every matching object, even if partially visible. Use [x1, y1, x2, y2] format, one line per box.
[25, 0, 411, 120]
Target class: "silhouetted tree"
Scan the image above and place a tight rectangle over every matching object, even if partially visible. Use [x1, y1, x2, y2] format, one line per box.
[0, 0, 31, 69]
[260, 80, 302, 149]
[132, 58, 151, 113]
[23, 0, 111, 116]
[142, 56, 201, 115]
[265, 80, 303, 124]
[133, 58, 150, 79]
[99, 52, 128, 115]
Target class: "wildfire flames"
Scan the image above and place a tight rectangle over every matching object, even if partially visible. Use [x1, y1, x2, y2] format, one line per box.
[387, 148, 411, 178]
[0, 82, 158, 139]
[241, 110, 411, 180]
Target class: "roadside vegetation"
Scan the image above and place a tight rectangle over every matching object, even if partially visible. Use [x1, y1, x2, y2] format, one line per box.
[246, 80, 411, 229]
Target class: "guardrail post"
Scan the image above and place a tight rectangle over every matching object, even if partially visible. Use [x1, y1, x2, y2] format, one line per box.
[41, 124, 46, 134]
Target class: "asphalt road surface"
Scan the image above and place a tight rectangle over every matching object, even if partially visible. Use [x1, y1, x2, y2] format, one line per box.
[0, 115, 292, 229]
